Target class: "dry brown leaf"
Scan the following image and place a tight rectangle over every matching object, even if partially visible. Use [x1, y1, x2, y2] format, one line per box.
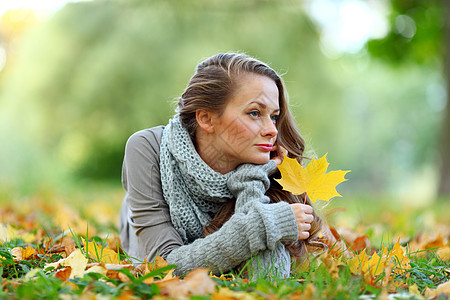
[157, 268, 215, 297]
[10, 246, 35, 261]
[317, 252, 343, 279]
[10, 247, 23, 261]
[146, 255, 168, 273]
[106, 269, 132, 283]
[54, 267, 72, 281]
[437, 246, 450, 261]
[316, 225, 352, 258]
[212, 287, 256, 300]
[424, 280, 450, 298]
[334, 227, 371, 253]
[84, 265, 107, 276]
[423, 234, 445, 250]
[64, 243, 77, 257]
[45, 249, 88, 279]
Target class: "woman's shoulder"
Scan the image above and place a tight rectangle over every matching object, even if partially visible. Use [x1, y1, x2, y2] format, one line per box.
[125, 125, 165, 155]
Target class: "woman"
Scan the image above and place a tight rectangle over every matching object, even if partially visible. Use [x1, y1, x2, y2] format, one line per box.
[119, 53, 324, 279]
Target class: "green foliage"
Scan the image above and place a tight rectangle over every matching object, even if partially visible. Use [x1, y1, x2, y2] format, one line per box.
[367, 0, 445, 64]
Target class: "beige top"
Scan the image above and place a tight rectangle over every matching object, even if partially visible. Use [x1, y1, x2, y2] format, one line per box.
[119, 126, 183, 262]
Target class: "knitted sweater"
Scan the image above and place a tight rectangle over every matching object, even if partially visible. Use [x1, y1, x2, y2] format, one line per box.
[119, 126, 299, 278]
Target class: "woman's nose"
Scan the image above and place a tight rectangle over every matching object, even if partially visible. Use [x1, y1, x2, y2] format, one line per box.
[261, 116, 278, 137]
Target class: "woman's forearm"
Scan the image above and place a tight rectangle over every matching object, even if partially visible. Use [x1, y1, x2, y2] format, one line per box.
[166, 201, 297, 275]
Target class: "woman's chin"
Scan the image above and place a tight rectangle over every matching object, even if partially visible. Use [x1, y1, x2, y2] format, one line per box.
[247, 156, 271, 165]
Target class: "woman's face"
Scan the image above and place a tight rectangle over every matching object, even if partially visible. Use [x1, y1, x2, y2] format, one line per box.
[207, 73, 280, 172]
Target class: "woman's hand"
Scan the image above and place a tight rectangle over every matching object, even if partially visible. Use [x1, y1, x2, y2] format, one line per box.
[270, 144, 288, 165]
[289, 203, 314, 240]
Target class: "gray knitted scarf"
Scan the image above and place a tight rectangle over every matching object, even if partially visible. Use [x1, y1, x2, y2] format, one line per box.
[159, 115, 235, 244]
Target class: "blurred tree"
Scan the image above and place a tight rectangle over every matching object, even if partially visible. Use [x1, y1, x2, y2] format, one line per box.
[366, 0, 450, 197]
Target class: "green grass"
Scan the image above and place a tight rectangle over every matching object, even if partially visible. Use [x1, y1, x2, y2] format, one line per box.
[0, 186, 448, 299]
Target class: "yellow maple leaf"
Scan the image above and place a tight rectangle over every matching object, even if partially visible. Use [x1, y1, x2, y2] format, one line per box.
[366, 252, 385, 276]
[275, 154, 350, 203]
[348, 249, 369, 274]
[388, 240, 410, 276]
[83, 238, 120, 264]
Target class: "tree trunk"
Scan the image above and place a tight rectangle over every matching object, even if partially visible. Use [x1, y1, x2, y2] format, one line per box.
[438, 0, 450, 197]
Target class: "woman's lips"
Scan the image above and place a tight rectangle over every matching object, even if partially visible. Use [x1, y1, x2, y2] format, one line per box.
[256, 144, 274, 151]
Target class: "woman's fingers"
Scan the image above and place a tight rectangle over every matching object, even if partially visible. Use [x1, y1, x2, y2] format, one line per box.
[271, 144, 288, 165]
[304, 214, 314, 224]
[290, 203, 314, 240]
[298, 231, 310, 240]
[297, 222, 312, 239]
[302, 223, 311, 231]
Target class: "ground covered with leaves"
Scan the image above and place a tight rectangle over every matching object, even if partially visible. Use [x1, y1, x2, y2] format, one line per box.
[0, 186, 449, 299]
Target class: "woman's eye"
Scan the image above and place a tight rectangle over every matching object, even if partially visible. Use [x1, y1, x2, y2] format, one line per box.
[248, 111, 260, 118]
[271, 115, 280, 122]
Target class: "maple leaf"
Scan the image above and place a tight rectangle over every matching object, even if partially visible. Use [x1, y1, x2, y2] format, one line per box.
[348, 240, 412, 286]
[275, 154, 350, 203]
[83, 238, 120, 264]
[45, 249, 88, 279]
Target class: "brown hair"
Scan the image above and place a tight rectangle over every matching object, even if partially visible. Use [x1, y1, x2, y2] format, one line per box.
[178, 53, 325, 259]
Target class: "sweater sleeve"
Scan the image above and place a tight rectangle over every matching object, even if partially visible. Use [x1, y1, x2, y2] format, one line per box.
[166, 200, 297, 275]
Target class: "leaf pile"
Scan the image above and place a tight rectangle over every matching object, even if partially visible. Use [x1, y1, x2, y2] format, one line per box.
[0, 189, 449, 299]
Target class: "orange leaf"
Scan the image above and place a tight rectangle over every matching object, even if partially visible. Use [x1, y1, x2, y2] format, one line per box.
[22, 245, 36, 259]
[55, 267, 72, 281]
[275, 154, 350, 203]
[158, 268, 215, 297]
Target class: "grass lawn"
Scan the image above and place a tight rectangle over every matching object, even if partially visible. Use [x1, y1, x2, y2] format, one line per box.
[0, 184, 448, 299]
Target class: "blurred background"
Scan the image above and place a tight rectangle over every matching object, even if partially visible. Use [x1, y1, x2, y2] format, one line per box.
[0, 0, 448, 210]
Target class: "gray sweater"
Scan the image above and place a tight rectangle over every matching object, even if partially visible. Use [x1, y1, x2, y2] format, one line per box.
[119, 127, 299, 278]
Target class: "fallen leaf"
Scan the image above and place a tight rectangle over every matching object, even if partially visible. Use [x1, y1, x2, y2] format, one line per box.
[10, 247, 23, 261]
[212, 287, 257, 300]
[275, 154, 350, 203]
[334, 227, 371, 253]
[10, 245, 36, 261]
[366, 252, 385, 277]
[83, 238, 120, 264]
[84, 265, 107, 276]
[157, 268, 215, 297]
[437, 246, 450, 261]
[22, 245, 36, 259]
[348, 249, 369, 275]
[424, 280, 450, 298]
[146, 255, 168, 273]
[55, 267, 72, 281]
[45, 249, 88, 279]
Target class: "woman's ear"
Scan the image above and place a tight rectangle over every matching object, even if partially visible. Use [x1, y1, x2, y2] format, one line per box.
[196, 109, 215, 134]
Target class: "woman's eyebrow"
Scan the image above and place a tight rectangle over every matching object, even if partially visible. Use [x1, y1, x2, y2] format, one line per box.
[248, 101, 280, 112]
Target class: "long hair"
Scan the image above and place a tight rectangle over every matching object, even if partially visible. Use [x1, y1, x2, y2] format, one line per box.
[177, 52, 325, 258]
